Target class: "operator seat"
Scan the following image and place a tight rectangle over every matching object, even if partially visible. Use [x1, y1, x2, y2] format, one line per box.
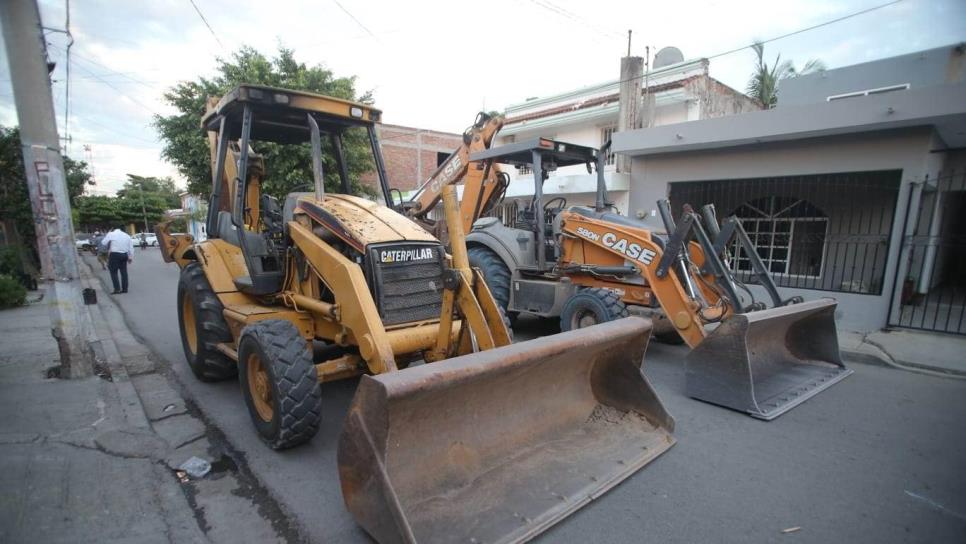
[217, 210, 284, 295]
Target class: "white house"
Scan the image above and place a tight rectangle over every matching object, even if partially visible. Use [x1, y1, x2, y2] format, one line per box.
[493, 52, 759, 217]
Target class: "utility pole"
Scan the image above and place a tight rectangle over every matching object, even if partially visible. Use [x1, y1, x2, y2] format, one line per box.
[616, 53, 643, 174]
[138, 180, 149, 234]
[1, 0, 94, 378]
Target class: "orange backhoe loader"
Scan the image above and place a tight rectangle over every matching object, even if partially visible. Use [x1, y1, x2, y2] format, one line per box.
[464, 138, 852, 420]
[392, 112, 509, 235]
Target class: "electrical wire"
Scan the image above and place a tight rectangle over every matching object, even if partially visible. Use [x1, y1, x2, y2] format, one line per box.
[186, 0, 226, 51]
[604, 0, 905, 89]
[331, 0, 376, 38]
[529, 0, 623, 39]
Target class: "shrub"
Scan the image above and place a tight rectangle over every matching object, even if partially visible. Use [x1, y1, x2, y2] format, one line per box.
[0, 246, 21, 276]
[0, 274, 27, 308]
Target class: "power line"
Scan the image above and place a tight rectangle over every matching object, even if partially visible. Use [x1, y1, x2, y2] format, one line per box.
[71, 113, 160, 145]
[706, 0, 905, 61]
[331, 0, 376, 38]
[534, 0, 624, 39]
[601, 0, 904, 89]
[527, 0, 623, 43]
[63, 58, 159, 115]
[186, 0, 226, 51]
[47, 43, 156, 91]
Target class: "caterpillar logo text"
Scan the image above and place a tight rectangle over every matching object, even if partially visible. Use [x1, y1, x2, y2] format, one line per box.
[380, 247, 436, 263]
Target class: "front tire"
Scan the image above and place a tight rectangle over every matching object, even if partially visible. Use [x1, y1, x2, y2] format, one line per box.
[468, 246, 511, 314]
[560, 287, 629, 332]
[177, 262, 236, 381]
[238, 320, 321, 450]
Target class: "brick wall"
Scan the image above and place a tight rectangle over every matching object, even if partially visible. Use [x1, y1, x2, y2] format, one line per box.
[359, 124, 462, 193]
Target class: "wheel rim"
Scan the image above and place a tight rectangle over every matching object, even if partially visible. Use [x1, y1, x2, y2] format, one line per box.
[572, 309, 599, 329]
[182, 295, 198, 355]
[247, 352, 274, 423]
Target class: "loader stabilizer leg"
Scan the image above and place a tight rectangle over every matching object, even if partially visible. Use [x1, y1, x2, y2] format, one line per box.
[685, 298, 852, 420]
[338, 317, 675, 544]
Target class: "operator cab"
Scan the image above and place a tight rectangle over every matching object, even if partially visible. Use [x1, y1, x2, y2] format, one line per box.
[200, 84, 389, 295]
[469, 138, 610, 271]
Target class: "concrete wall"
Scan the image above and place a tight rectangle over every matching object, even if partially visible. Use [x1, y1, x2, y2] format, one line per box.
[686, 77, 762, 118]
[626, 127, 941, 332]
[779, 44, 966, 106]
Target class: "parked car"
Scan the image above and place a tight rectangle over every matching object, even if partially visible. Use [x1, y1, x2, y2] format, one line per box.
[75, 237, 93, 253]
[136, 233, 158, 247]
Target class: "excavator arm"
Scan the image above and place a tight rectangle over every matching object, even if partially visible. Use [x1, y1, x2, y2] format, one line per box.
[399, 112, 507, 232]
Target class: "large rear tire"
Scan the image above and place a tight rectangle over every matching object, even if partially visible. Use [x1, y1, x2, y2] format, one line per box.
[560, 288, 629, 332]
[468, 246, 511, 313]
[238, 320, 321, 450]
[177, 262, 236, 381]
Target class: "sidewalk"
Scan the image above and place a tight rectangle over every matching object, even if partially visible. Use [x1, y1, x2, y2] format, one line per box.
[0, 290, 206, 543]
[0, 260, 291, 543]
[839, 328, 966, 377]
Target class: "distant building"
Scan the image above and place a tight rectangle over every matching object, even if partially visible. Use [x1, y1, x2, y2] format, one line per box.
[364, 124, 463, 193]
[495, 53, 759, 215]
[613, 43, 966, 335]
[166, 193, 207, 241]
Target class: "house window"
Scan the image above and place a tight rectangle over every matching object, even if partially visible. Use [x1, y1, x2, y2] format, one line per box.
[730, 196, 828, 278]
[517, 164, 533, 175]
[601, 126, 617, 166]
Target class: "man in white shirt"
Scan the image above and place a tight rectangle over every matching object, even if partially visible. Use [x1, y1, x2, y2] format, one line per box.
[102, 226, 134, 294]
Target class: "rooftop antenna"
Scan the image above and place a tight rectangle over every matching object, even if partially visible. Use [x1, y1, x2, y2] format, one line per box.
[626, 29, 632, 56]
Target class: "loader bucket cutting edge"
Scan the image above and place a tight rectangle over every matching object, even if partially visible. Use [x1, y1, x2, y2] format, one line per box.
[685, 298, 852, 420]
[338, 316, 675, 544]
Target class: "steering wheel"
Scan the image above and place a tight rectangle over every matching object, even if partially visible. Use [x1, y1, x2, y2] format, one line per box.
[543, 197, 567, 213]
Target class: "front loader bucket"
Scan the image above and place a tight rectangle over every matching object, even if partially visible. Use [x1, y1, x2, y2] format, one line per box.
[338, 317, 674, 544]
[685, 298, 851, 420]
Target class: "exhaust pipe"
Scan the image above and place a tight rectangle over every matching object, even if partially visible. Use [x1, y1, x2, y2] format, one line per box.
[685, 298, 852, 420]
[338, 317, 674, 543]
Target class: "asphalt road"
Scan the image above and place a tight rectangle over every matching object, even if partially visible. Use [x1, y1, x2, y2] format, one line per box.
[89, 250, 966, 543]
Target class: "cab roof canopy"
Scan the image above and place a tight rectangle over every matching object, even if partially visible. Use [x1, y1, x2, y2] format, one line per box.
[469, 138, 599, 168]
[201, 84, 382, 145]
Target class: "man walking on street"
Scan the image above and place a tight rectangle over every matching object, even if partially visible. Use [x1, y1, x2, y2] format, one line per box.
[103, 225, 133, 294]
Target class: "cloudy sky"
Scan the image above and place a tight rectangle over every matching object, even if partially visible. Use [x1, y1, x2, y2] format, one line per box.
[1, 0, 963, 195]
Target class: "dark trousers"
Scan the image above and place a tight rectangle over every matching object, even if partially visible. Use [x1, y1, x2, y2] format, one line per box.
[108, 252, 129, 292]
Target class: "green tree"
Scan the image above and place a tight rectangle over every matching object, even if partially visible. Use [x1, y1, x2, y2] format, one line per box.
[154, 46, 375, 199]
[114, 174, 180, 230]
[75, 195, 122, 230]
[746, 41, 825, 108]
[0, 125, 94, 262]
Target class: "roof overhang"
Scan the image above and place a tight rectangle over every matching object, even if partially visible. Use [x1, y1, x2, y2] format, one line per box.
[613, 82, 966, 157]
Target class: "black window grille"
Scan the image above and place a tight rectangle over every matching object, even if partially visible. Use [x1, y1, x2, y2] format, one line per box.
[669, 170, 901, 295]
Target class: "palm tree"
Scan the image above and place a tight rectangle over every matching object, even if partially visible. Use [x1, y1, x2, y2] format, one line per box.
[746, 41, 825, 109]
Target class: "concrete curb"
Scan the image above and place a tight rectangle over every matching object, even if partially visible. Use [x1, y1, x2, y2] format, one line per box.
[79, 260, 152, 429]
[79, 256, 221, 463]
[841, 339, 966, 379]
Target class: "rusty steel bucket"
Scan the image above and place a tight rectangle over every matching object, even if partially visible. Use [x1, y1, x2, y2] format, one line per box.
[685, 298, 852, 420]
[338, 317, 674, 544]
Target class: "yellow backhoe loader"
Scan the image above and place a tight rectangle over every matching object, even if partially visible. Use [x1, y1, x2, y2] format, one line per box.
[157, 85, 675, 543]
[464, 138, 852, 420]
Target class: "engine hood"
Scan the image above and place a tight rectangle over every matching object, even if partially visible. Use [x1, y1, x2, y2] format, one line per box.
[296, 194, 437, 251]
